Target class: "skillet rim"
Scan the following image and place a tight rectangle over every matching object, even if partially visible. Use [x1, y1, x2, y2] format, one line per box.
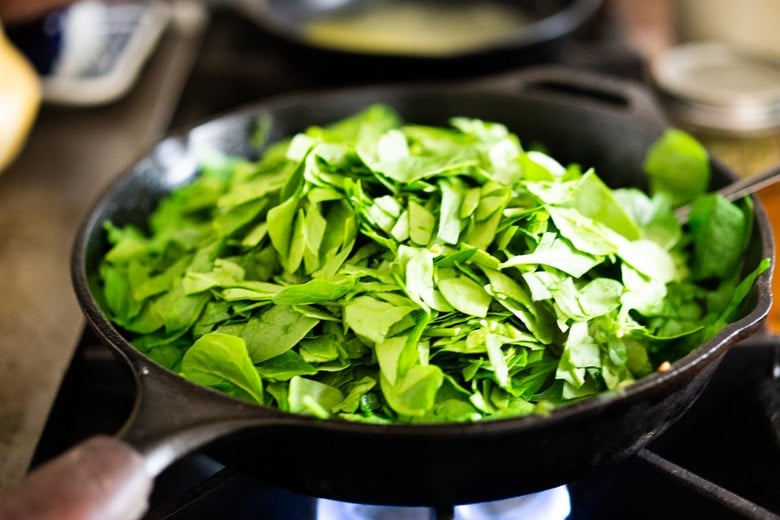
[70, 77, 774, 439]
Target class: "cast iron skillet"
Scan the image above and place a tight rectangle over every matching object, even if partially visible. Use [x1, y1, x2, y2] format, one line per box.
[1, 67, 772, 519]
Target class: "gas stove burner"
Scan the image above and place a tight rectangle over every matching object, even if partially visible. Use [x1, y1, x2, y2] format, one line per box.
[316, 486, 570, 520]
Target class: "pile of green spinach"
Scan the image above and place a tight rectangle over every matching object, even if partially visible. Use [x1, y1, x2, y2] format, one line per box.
[99, 105, 769, 423]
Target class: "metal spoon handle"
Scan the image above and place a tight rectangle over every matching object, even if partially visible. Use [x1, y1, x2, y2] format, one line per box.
[716, 165, 780, 203]
[675, 165, 780, 221]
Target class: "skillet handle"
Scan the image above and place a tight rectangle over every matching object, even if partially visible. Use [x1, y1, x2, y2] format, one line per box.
[118, 357, 286, 477]
[482, 66, 669, 129]
[0, 436, 152, 520]
[0, 359, 292, 520]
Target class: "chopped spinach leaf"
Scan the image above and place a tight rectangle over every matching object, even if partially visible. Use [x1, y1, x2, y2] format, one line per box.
[99, 105, 769, 423]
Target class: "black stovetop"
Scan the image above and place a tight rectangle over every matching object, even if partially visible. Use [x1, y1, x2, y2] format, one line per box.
[30, 6, 780, 519]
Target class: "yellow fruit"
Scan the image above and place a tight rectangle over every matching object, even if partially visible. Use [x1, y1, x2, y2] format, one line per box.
[0, 23, 41, 173]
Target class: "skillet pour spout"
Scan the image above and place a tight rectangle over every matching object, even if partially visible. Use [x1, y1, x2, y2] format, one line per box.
[0, 66, 771, 519]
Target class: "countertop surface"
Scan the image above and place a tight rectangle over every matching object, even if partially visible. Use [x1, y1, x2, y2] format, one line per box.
[0, 1, 206, 487]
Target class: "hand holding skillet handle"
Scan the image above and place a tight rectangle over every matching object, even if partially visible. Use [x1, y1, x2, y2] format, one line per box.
[0, 436, 150, 520]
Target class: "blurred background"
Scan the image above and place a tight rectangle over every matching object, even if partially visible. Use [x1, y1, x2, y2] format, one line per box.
[0, 0, 778, 517]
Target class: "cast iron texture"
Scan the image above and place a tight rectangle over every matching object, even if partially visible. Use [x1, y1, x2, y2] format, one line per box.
[71, 67, 773, 507]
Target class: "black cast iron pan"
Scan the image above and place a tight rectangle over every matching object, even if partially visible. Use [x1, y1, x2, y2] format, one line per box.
[0, 67, 772, 520]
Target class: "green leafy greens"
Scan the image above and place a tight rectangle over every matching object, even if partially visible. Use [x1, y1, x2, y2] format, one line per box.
[99, 105, 770, 423]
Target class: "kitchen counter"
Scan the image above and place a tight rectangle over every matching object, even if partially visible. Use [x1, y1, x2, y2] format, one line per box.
[0, 0, 206, 487]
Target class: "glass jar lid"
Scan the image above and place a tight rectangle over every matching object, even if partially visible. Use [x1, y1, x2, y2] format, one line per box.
[651, 42, 780, 134]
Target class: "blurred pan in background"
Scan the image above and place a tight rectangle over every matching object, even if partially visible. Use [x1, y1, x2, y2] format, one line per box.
[228, 0, 605, 78]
